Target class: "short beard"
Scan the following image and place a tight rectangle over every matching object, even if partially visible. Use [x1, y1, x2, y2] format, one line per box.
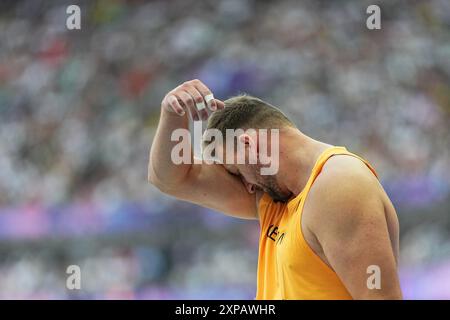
[266, 186, 292, 203]
[258, 174, 292, 203]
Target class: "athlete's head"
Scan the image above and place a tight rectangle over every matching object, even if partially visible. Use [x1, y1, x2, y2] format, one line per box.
[202, 95, 295, 202]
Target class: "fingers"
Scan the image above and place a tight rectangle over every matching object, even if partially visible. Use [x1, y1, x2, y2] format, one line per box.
[174, 90, 200, 121]
[165, 95, 185, 116]
[214, 99, 225, 110]
[181, 82, 209, 121]
[192, 80, 217, 111]
[163, 79, 225, 121]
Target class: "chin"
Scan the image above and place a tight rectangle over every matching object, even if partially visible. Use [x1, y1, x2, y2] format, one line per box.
[270, 192, 292, 203]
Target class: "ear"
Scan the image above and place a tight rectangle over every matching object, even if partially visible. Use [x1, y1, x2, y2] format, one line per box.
[238, 133, 250, 145]
[238, 133, 259, 164]
[238, 133, 257, 149]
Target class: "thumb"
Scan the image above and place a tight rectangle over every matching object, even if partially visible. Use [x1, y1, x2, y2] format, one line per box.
[214, 99, 225, 110]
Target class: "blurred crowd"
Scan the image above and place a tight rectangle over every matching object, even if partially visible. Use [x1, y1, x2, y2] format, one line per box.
[0, 0, 449, 299]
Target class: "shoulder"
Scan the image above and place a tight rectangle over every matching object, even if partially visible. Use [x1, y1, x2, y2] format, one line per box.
[313, 154, 379, 201]
[303, 155, 384, 234]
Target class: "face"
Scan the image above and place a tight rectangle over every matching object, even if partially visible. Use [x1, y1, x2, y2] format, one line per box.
[224, 162, 292, 203]
[205, 131, 292, 202]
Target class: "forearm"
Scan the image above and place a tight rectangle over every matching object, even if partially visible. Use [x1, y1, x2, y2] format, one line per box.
[148, 79, 221, 192]
[148, 107, 193, 190]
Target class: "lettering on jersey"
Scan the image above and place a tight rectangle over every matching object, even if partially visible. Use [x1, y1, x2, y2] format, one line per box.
[276, 232, 286, 245]
[266, 225, 286, 244]
[267, 225, 278, 241]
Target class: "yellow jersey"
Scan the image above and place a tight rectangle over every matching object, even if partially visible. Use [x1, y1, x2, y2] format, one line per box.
[256, 146, 378, 300]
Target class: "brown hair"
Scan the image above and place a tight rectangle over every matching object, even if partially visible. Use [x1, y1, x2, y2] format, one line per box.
[207, 94, 293, 132]
[202, 94, 294, 151]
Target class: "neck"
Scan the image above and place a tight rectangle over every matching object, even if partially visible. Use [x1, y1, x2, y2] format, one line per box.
[277, 128, 332, 197]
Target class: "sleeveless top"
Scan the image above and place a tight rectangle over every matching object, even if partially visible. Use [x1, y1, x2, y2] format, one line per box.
[256, 146, 378, 299]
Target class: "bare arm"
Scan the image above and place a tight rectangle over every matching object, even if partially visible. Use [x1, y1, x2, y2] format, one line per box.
[305, 157, 402, 299]
[148, 79, 259, 219]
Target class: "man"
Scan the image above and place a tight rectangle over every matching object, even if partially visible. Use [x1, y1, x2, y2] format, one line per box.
[148, 79, 402, 299]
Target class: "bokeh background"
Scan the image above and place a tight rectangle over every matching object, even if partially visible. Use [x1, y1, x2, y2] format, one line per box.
[0, 0, 449, 299]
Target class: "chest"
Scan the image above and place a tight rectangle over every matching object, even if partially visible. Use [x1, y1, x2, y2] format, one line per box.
[261, 209, 303, 268]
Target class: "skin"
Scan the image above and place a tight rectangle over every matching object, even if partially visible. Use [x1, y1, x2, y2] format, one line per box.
[148, 79, 402, 299]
